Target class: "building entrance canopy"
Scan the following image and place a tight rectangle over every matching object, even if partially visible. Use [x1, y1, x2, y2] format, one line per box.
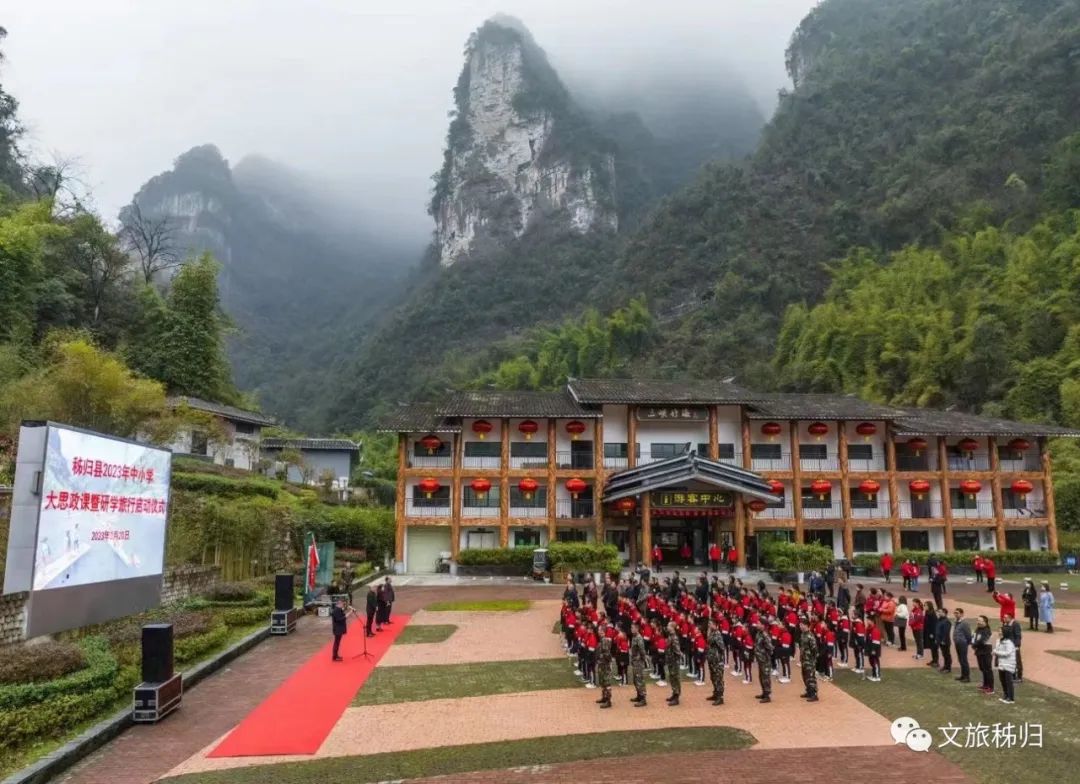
[602, 450, 776, 504]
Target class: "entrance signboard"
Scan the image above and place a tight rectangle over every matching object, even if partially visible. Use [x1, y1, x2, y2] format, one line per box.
[650, 490, 732, 508]
[637, 406, 708, 421]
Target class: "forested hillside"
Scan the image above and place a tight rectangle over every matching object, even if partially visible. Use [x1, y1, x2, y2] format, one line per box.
[321, 17, 767, 428]
[125, 148, 417, 430]
[326, 0, 1080, 429]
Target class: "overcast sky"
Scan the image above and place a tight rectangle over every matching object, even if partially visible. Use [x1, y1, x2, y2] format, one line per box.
[4, 0, 816, 238]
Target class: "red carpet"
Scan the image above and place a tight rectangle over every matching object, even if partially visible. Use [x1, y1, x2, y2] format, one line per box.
[209, 614, 410, 757]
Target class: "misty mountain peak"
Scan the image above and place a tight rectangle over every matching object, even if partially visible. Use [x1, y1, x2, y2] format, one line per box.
[430, 17, 617, 266]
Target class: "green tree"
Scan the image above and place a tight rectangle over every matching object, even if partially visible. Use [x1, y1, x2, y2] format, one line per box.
[0, 336, 169, 438]
[0, 200, 49, 342]
[128, 253, 238, 403]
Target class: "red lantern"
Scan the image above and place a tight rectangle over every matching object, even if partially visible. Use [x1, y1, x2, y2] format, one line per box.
[958, 438, 980, 457]
[472, 420, 493, 440]
[768, 479, 786, 495]
[518, 477, 539, 500]
[566, 477, 587, 499]
[470, 477, 491, 499]
[1010, 479, 1033, 497]
[810, 479, 831, 500]
[808, 422, 829, 440]
[613, 497, 637, 516]
[419, 434, 442, 454]
[858, 479, 881, 500]
[855, 422, 877, 440]
[907, 437, 929, 456]
[1007, 438, 1031, 459]
[761, 422, 782, 441]
[748, 499, 768, 514]
[418, 477, 441, 498]
[518, 420, 539, 440]
[959, 479, 982, 499]
[565, 420, 587, 440]
[908, 479, 931, 500]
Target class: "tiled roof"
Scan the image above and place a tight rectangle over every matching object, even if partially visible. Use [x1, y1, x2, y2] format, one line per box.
[261, 438, 360, 452]
[568, 378, 764, 405]
[603, 451, 776, 503]
[376, 403, 462, 434]
[745, 394, 907, 421]
[892, 410, 1080, 438]
[168, 396, 276, 426]
[435, 390, 599, 418]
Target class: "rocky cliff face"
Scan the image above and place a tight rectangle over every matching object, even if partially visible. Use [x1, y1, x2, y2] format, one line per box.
[431, 18, 618, 266]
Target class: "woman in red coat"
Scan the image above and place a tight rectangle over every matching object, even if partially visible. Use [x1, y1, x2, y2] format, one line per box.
[879, 552, 894, 583]
[680, 540, 692, 562]
[708, 542, 721, 572]
[983, 558, 997, 593]
[992, 590, 1016, 623]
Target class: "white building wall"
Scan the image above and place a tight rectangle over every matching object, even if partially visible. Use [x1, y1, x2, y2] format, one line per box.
[602, 406, 628, 442]
[636, 421, 710, 461]
[928, 529, 947, 552]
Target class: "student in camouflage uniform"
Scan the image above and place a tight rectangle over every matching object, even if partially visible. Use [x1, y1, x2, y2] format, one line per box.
[706, 618, 726, 705]
[630, 622, 648, 707]
[799, 619, 820, 702]
[665, 622, 682, 706]
[753, 621, 774, 703]
[596, 627, 614, 708]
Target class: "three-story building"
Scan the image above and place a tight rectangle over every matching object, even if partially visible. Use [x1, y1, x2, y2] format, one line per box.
[380, 379, 1078, 574]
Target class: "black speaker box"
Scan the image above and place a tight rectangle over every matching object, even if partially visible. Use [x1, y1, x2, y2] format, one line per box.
[141, 623, 174, 684]
[275, 573, 295, 611]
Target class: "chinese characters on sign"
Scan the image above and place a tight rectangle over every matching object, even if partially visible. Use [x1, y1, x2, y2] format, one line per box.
[637, 406, 708, 421]
[937, 722, 1043, 749]
[71, 457, 156, 483]
[651, 491, 733, 507]
[44, 491, 167, 515]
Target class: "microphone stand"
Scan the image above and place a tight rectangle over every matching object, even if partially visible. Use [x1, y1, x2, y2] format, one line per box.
[349, 606, 373, 661]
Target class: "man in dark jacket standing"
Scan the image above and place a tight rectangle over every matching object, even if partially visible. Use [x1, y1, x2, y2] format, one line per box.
[331, 597, 356, 661]
[1004, 613, 1024, 682]
[952, 608, 973, 682]
[935, 608, 953, 673]
[381, 577, 396, 624]
[365, 585, 378, 637]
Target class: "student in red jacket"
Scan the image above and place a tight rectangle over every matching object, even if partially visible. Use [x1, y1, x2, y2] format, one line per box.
[852, 612, 867, 674]
[984, 558, 997, 593]
[973, 554, 985, 584]
[880, 552, 894, 583]
[866, 624, 883, 681]
[652, 544, 663, 573]
[909, 598, 926, 659]
[680, 541, 692, 562]
[708, 542, 721, 573]
[727, 546, 739, 574]
[992, 590, 1016, 622]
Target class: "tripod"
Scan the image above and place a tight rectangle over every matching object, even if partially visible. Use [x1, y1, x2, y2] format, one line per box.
[351, 609, 373, 661]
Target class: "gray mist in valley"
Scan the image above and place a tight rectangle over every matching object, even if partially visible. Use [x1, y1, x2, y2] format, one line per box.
[4, 0, 816, 248]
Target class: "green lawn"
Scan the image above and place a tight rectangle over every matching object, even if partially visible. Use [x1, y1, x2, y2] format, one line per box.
[163, 727, 755, 784]
[352, 657, 579, 705]
[1048, 650, 1080, 663]
[833, 668, 1080, 784]
[425, 599, 531, 612]
[396, 624, 457, 644]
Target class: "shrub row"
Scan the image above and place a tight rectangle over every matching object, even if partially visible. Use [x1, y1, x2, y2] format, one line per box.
[0, 680, 121, 753]
[548, 542, 621, 575]
[0, 637, 116, 710]
[175, 623, 230, 663]
[171, 471, 281, 500]
[456, 547, 535, 567]
[0, 639, 85, 686]
[852, 550, 1061, 570]
[760, 541, 833, 573]
[204, 581, 258, 602]
[218, 607, 271, 628]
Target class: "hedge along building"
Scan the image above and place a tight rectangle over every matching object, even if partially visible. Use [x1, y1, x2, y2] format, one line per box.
[378, 379, 1079, 574]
